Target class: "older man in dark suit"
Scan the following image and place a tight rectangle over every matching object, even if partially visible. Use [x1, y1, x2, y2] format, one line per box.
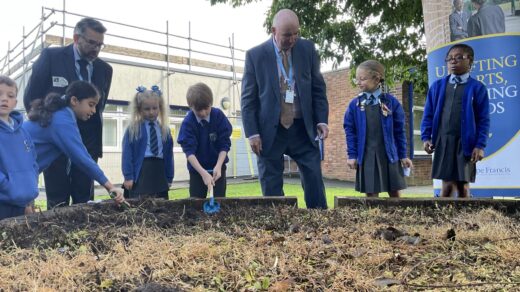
[241, 9, 329, 209]
[468, 0, 506, 37]
[24, 17, 113, 209]
[449, 0, 470, 41]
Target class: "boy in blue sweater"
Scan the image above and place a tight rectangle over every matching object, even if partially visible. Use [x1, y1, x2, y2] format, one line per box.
[0, 76, 39, 220]
[177, 82, 232, 198]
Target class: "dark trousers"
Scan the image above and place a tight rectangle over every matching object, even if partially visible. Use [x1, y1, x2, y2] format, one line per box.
[43, 154, 96, 209]
[0, 203, 25, 221]
[257, 119, 327, 209]
[189, 165, 227, 198]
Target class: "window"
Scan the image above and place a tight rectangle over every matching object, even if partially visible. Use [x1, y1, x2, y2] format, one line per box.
[103, 118, 118, 149]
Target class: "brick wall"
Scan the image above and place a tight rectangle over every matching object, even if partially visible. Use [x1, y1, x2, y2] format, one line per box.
[322, 69, 432, 186]
[421, 0, 452, 52]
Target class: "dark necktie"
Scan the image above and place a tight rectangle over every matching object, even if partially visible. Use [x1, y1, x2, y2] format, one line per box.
[280, 50, 294, 129]
[149, 121, 159, 156]
[78, 59, 89, 82]
[366, 94, 377, 105]
[200, 119, 208, 127]
[454, 76, 462, 84]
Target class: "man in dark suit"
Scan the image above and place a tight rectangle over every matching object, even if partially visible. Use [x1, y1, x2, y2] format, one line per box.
[449, 0, 470, 41]
[468, 0, 505, 37]
[24, 17, 113, 209]
[241, 9, 329, 209]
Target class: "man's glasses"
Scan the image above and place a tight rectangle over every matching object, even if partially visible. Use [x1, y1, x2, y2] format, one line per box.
[445, 55, 470, 63]
[81, 35, 105, 50]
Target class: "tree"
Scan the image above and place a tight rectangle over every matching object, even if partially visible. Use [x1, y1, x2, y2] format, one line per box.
[210, 0, 428, 92]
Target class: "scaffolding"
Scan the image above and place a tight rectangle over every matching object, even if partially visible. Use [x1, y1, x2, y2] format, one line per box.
[0, 2, 246, 117]
[0, 2, 264, 182]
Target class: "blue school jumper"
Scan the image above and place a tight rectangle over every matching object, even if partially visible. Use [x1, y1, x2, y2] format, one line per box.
[177, 107, 232, 172]
[0, 111, 39, 216]
[421, 75, 490, 156]
[121, 121, 174, 184]
[343, 93, 408, 164]
[22, 108, 108, 185]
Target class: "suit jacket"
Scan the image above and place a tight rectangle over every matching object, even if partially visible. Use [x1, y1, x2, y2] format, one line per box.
[23, 44, 113, 158]
[241, 38, 328, 153]
[449, 10, 469, 41]
[467, 4, 505, 37]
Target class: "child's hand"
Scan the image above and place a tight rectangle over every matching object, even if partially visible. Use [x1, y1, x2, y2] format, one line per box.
[423, 141, 435, 154]
[123, 180, 134, 190]
[25, 203, 35, 215]
[471, 148, 484, 163]
[347, 159, 357, 170]
[212, 166, 222, 182]
[109, 188, 125, 204]
[202, 171, 215, 187]
[400, 158, 413, 168]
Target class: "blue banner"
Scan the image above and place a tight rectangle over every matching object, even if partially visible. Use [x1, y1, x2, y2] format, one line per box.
[428, 34, 520, 197]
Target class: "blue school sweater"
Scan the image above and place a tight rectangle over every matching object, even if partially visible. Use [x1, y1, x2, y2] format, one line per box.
[343, 93, 408, 164]
[22, 108, 108, 185]
[177, 107, 232, 172]
[421, 75, 490, 156]
[0, 111, 39, 207]
[121, 121, 174, 183]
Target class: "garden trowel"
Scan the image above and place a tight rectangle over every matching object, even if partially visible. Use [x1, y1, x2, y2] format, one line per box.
[203, 184, 220, 214]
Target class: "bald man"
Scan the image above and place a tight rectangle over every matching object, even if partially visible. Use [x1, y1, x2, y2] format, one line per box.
[241, 9, 329, 208]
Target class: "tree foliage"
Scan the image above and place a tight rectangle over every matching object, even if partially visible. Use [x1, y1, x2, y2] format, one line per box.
[210, 0, 428, 92]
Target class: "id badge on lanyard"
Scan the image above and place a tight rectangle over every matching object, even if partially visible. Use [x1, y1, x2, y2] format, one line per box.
[285, 86, 294, 104]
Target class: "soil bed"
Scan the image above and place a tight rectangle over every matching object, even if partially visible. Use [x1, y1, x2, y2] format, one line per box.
[1, 198, 520, 291]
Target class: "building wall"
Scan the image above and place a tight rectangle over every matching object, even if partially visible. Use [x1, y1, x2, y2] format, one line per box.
[109, 62, 240, 114]
[321, 69, 433, 186]
[421, 0, 452, 52]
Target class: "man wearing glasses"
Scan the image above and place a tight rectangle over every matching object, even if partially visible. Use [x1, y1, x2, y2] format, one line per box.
[24, 17, 113, 209]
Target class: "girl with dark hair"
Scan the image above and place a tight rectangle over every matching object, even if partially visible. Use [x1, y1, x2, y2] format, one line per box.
[23, 80, 125, 205]
[344, 60, 413, 197]
[421, 44, 490, 197]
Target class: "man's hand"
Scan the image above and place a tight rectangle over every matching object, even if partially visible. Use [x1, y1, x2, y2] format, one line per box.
[423, 140, 435, 154]
[249, 136, 263, 155]
[317, 124, 329, 139]
[471, 147, 484, 163]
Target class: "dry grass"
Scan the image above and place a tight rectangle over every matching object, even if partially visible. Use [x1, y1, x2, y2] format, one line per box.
[1, 202, 519, 291]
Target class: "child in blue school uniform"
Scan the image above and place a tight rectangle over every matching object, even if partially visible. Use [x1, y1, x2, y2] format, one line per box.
[23, 80, 125, 206]
[177, 82, 232, 198]
[421, 44, 490, 197]
[121, 85, 174, 199]
[0, 76, 39, 220]
[344, 60, 413, 197]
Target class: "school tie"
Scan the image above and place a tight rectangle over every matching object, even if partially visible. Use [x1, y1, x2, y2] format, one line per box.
[200, 119, 208, 127]
[77, 59, 89, 82]
[280, 50, 294, 129]
[366, 94, 377, 105]
[454, 76, 463, 84]
[149, 121, 159, 156]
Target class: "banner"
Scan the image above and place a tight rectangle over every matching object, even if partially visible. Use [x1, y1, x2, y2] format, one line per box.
[422, 0, 520, 197]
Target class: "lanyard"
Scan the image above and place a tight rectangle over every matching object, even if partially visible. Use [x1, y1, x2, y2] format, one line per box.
[273, 42, 293, 88]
